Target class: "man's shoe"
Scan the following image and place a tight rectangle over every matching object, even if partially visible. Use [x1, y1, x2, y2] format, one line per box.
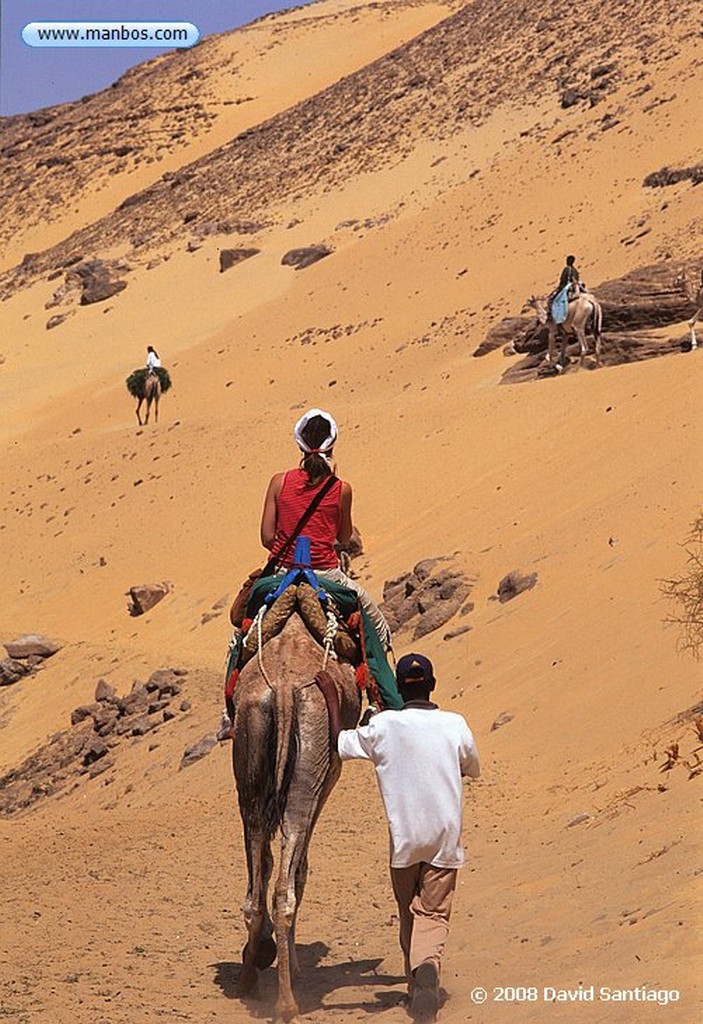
[410, 961, 440, 1022]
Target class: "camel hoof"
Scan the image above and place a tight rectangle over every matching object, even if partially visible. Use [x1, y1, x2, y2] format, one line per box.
[242, 936, 277, 971]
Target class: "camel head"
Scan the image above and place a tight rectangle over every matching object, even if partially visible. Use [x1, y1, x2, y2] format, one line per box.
[524, 295, 548, 323]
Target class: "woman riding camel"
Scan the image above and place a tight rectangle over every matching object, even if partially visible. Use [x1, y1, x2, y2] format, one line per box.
[145, 345, 161, 372]
[260, 408, 392, 650]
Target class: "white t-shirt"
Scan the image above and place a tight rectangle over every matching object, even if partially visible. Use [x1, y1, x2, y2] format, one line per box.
[146, 351, 161, 369]
[338, 704, 480, 869]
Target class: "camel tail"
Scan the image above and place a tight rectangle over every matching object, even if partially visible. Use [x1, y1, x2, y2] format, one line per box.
[274, 680, 298, 821]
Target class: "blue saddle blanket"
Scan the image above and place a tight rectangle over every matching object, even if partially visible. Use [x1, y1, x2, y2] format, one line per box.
[551, 285, 570, 325]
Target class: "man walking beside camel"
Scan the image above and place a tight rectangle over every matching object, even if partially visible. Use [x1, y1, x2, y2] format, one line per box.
[334, 653, 480, 1021]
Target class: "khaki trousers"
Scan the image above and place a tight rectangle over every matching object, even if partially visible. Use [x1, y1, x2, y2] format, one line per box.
[390, 863, 457, 990]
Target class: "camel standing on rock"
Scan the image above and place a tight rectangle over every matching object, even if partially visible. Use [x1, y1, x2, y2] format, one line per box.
[526, 292, 604, 370]
[232, 613, 361, 1021]
[136, 372, 161, 425]
[673, 267, 702, 349]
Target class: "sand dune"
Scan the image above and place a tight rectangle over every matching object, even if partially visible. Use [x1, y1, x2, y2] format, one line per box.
[0, 0, 701, 1020]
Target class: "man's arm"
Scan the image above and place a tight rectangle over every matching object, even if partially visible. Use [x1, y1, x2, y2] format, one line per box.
[460, 726, 480, 779]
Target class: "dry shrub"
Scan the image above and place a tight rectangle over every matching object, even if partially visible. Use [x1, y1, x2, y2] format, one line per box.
[661, 514, 703, 658]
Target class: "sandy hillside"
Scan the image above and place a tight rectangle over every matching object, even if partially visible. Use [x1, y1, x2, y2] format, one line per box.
[0, 0, 701, 1022]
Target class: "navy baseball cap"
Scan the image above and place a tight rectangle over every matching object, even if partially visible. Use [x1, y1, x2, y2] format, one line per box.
[396, 653, 435, 684]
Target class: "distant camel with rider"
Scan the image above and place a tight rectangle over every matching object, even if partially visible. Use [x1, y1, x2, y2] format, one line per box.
[526, 256, 604, 371]
[125, 346, 171, 424]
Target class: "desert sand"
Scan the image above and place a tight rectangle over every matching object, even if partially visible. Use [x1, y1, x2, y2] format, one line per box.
[0, 0, 701, 1021]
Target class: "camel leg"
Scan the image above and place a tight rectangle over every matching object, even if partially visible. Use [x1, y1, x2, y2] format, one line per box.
[239, 827, 275, 995]
[575, 325, 588, 364]
[136, 398, 143, 425]
[274, 835, 302, 1022]
[273, 689, 340, 1021]
[546, 325, 556, 364]
[689, 309, 700, 349]
[154, 395, 159, 423]
[233, 697, 277, 998]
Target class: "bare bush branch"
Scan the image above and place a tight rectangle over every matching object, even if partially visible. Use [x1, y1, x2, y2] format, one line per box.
[660, 514, 703, 659]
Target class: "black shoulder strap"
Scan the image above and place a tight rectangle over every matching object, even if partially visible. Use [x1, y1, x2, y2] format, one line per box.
[263, 474, 339, 576]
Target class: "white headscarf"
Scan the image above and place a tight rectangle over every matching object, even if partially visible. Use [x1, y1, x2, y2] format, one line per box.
[293, 408, 338, 455]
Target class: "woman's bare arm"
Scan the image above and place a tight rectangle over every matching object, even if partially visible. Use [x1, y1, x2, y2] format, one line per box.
[337, 481, 353, 547]
[260, 473, 284, 549]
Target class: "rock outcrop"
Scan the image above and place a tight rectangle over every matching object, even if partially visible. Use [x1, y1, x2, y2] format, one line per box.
[381, 557, 473, 641]
[0, 668, 191, 816]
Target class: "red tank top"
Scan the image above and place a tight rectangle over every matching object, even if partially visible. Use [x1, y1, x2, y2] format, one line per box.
[273, 468, 343, 569]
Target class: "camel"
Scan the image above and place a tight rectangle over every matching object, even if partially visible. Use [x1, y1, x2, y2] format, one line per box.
[232, 612, 361, 1021]
[673, 266, 702, 349]
[525, 291, 604, 370]
[136, 371, 161, 425]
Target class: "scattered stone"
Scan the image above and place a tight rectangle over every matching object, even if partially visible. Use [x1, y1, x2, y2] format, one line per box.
[219, 248, 260, 272]
[146, 669, 181, 695]
[94, 679, 116, 702]
[180, 733, 217, 769]
[131, 715, 158, 737]
[70, 703, 100, 726]
[88, 757, 114, 778]
[92, 707, 119, 736]
[0, 658, 30, 687]
[490, 711, 514, 731]
[560, 88, 582, 108]
[180, 700, 192, 712]
[281, 246, 333, 270]
[497, 572, 538, 603]
[82, 738, 109, 766]
[443, 625, 472, 640]
[566, 812, 592, 828]
[129, 582, 170, 615]
[46, 313, 72, 330]
[4, 634, 61, 659]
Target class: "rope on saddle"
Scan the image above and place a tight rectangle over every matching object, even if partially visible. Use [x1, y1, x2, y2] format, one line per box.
[321, 607, 339, 670]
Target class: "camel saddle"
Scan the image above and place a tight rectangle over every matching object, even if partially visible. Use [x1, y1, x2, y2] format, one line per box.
[239, 582, 358, 664]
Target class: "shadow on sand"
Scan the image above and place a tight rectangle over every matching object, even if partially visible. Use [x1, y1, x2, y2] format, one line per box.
[213, 940, 407, 1016]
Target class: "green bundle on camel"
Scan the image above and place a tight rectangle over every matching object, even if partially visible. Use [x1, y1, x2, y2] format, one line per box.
[126, 367, 172, 425]
[125, 366, 172, 398]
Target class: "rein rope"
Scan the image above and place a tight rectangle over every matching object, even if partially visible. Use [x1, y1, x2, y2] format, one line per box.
[321, 608, 339, 670]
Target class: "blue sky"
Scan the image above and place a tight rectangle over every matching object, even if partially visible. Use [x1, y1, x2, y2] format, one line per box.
[1, 1, 314, 115]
